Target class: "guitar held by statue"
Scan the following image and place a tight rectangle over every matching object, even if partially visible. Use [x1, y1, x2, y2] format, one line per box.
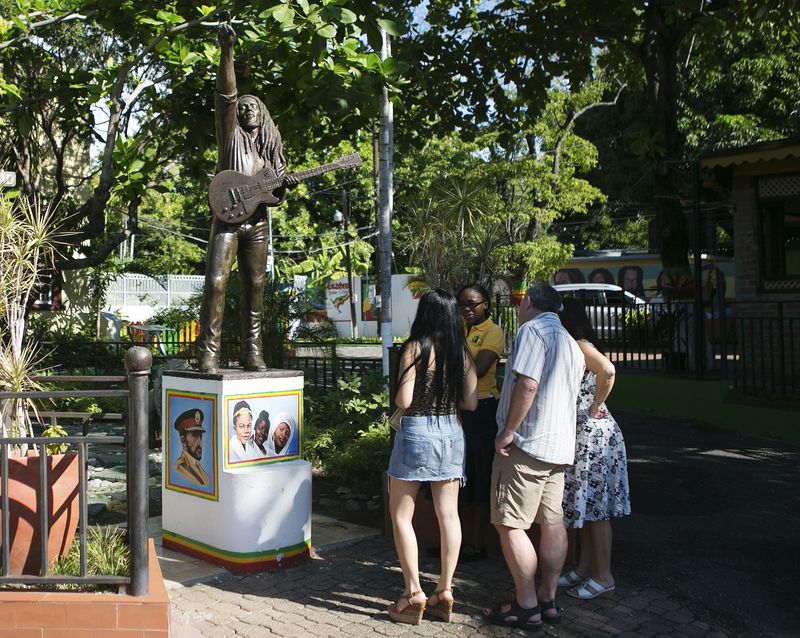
[207, 152, 362, 223]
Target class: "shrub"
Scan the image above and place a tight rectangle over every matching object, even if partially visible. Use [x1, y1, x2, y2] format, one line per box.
[304, 371, 390, 490]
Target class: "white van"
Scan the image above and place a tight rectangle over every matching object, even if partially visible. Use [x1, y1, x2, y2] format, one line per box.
[554, 283, 648, 339]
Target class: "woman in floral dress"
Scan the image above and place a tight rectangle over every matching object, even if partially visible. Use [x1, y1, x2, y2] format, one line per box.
[557, 298, 631, 600]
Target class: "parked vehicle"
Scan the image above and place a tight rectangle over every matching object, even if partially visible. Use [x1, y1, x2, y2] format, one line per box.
[554, 283, 648, 340]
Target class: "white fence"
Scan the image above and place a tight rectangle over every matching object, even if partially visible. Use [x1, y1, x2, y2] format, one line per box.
[105, 274, 205, 309]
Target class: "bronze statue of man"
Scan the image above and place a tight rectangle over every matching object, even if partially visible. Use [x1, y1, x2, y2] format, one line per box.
[198, 21, 298, 374]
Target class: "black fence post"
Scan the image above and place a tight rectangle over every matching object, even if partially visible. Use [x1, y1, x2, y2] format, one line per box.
[691, 160, 706, 377]
[125, 346, 152, 597]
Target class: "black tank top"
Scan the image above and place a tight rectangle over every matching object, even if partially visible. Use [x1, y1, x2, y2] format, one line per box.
[405, 369, 456, 417]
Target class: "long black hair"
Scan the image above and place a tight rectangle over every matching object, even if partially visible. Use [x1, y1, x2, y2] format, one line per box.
[558, 297, 603, 352]
[399, 289, 467, 414]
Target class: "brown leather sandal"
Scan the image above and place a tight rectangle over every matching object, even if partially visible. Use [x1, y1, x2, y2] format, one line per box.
[388, 590, 426, 625]
[426, 588, 454, 622]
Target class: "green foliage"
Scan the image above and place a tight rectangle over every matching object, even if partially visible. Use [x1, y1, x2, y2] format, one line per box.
[304, 372, 390, 489]
[568, 213, 650, 251]
[395, 81, 606, 287]
[51, 526, 130, 585]
[680, 21, 800, 151]
[41, 423, 70, 455]
[496, 237, 575, 284]
[0, 1, 397, 273]
[150, 305, 198, 328]
[272, 136, 376, 291]
[126, 189, 205, 276]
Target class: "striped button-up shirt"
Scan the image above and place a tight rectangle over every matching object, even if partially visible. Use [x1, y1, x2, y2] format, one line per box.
[496, 312, 584, 464]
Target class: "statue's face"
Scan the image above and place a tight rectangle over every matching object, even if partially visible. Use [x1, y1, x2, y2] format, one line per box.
[237, 97, 260, 130]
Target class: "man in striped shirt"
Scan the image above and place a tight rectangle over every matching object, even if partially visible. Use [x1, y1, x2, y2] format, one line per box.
[485, 283, 584, 630]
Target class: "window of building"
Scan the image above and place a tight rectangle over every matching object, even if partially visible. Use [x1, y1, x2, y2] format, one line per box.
[758, 176, 800, 292]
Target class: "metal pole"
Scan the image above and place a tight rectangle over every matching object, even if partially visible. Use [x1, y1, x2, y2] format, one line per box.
[39, 445, 49, 576]
[125, 346, 152, 596]
[267, 207, 275, 280]
[343, 189, 358, 338]
[378, 29, 394, 378]
[1, 443, 9, 576]
[691, 160, 705, 377]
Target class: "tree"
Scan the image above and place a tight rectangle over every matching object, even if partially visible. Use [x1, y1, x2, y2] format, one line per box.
[0, 1, 403, 274]
[394, 83, 606, 289]
[395, 0, 799, 287]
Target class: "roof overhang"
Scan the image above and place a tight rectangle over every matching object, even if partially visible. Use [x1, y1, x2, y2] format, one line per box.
[699, 137, 800, 169]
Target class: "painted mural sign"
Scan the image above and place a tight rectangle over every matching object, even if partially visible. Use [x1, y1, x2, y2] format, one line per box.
[165, 390, 218, 500]
[224, 390, 303, 469]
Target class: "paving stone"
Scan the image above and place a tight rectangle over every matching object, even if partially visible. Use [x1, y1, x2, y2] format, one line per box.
[663, 610, 696, 625]
[167, 535, 736, 637]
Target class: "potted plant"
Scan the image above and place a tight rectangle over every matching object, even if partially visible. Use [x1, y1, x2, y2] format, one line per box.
[0, 193, 79, 576]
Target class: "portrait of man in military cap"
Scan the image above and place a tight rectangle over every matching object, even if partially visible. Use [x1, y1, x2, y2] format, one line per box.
[173, 408, 210, 486]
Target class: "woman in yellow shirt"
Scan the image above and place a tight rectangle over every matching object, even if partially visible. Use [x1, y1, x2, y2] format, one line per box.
[457, 283, 505, 560]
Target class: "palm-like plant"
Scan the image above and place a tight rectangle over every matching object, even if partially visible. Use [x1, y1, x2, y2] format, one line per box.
[0, 194, 63, 456]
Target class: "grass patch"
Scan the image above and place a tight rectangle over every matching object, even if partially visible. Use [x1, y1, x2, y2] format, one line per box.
[50, 526, 130, 590]
[611, 372, 800, 444]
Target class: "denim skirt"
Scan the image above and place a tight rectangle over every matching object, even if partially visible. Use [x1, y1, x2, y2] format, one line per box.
[388, 414, 465, 483]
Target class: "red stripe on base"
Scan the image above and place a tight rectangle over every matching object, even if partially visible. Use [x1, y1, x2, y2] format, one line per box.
[162, 537, 312, 572]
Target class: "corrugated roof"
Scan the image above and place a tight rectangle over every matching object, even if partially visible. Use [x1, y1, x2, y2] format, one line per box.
[699, 137, 800, 168]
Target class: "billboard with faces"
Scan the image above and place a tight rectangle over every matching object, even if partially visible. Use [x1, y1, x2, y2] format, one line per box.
[224, 390, 303, 470]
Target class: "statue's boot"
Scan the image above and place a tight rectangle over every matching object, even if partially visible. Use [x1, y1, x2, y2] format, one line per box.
[241, 333, 266, 371]
[241, 281, 267, 372]
[243, 354, 267, 372]
[198, 353, 220, 374]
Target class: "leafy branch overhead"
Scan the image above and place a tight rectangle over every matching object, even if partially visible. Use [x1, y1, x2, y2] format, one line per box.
[0, 0, 406, 271]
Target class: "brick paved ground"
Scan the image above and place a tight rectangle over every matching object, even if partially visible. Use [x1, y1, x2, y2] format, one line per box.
[168, 410, 800, 638]
[169, 534, 730, 638]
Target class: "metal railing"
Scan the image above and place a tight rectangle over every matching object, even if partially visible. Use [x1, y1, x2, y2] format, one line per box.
[494, 295, 800, 402]
[104, 273, 204, 309]
[0, 347, 152, 595]
[284, 352, 383, 388]
[41, 338, 384, 389]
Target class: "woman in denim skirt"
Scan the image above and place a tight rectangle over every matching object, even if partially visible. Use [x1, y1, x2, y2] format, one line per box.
[387, 289, 478, 625]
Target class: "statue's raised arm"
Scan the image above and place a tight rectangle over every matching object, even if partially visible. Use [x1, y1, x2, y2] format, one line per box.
[215, 21, 239, 169]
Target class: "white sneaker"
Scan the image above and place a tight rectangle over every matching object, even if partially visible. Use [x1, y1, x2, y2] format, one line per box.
[557, 569, 584, 588]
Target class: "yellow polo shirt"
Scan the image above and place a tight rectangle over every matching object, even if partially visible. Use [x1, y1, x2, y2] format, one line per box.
[465, 317, 505, 399]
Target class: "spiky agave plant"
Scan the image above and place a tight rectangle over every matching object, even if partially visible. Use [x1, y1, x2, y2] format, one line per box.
[0, 193, 63, 456]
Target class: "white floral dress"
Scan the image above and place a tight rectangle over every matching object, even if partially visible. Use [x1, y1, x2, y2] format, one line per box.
[563, 364, 631, 528]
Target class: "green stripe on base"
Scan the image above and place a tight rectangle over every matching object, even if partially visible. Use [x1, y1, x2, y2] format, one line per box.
[162, 529, 311, 571]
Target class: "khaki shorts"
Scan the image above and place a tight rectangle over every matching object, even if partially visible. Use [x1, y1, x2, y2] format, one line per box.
[490, 444, 567, 529]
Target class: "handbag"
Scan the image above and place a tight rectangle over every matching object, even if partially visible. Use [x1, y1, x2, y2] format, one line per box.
[388, 407, 405, 431]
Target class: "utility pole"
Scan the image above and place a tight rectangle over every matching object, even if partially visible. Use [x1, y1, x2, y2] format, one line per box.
[341, 188, 358, 338]
[378, 29, 394, 378]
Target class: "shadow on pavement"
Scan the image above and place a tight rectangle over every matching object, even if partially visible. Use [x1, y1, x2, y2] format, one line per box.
[169, 408, 800, 637]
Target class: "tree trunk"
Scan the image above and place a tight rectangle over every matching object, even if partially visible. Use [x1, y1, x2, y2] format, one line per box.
[642, 5, 691, 283]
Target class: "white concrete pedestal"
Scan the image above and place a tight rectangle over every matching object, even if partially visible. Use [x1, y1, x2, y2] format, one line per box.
[160, 368, 311, 571]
